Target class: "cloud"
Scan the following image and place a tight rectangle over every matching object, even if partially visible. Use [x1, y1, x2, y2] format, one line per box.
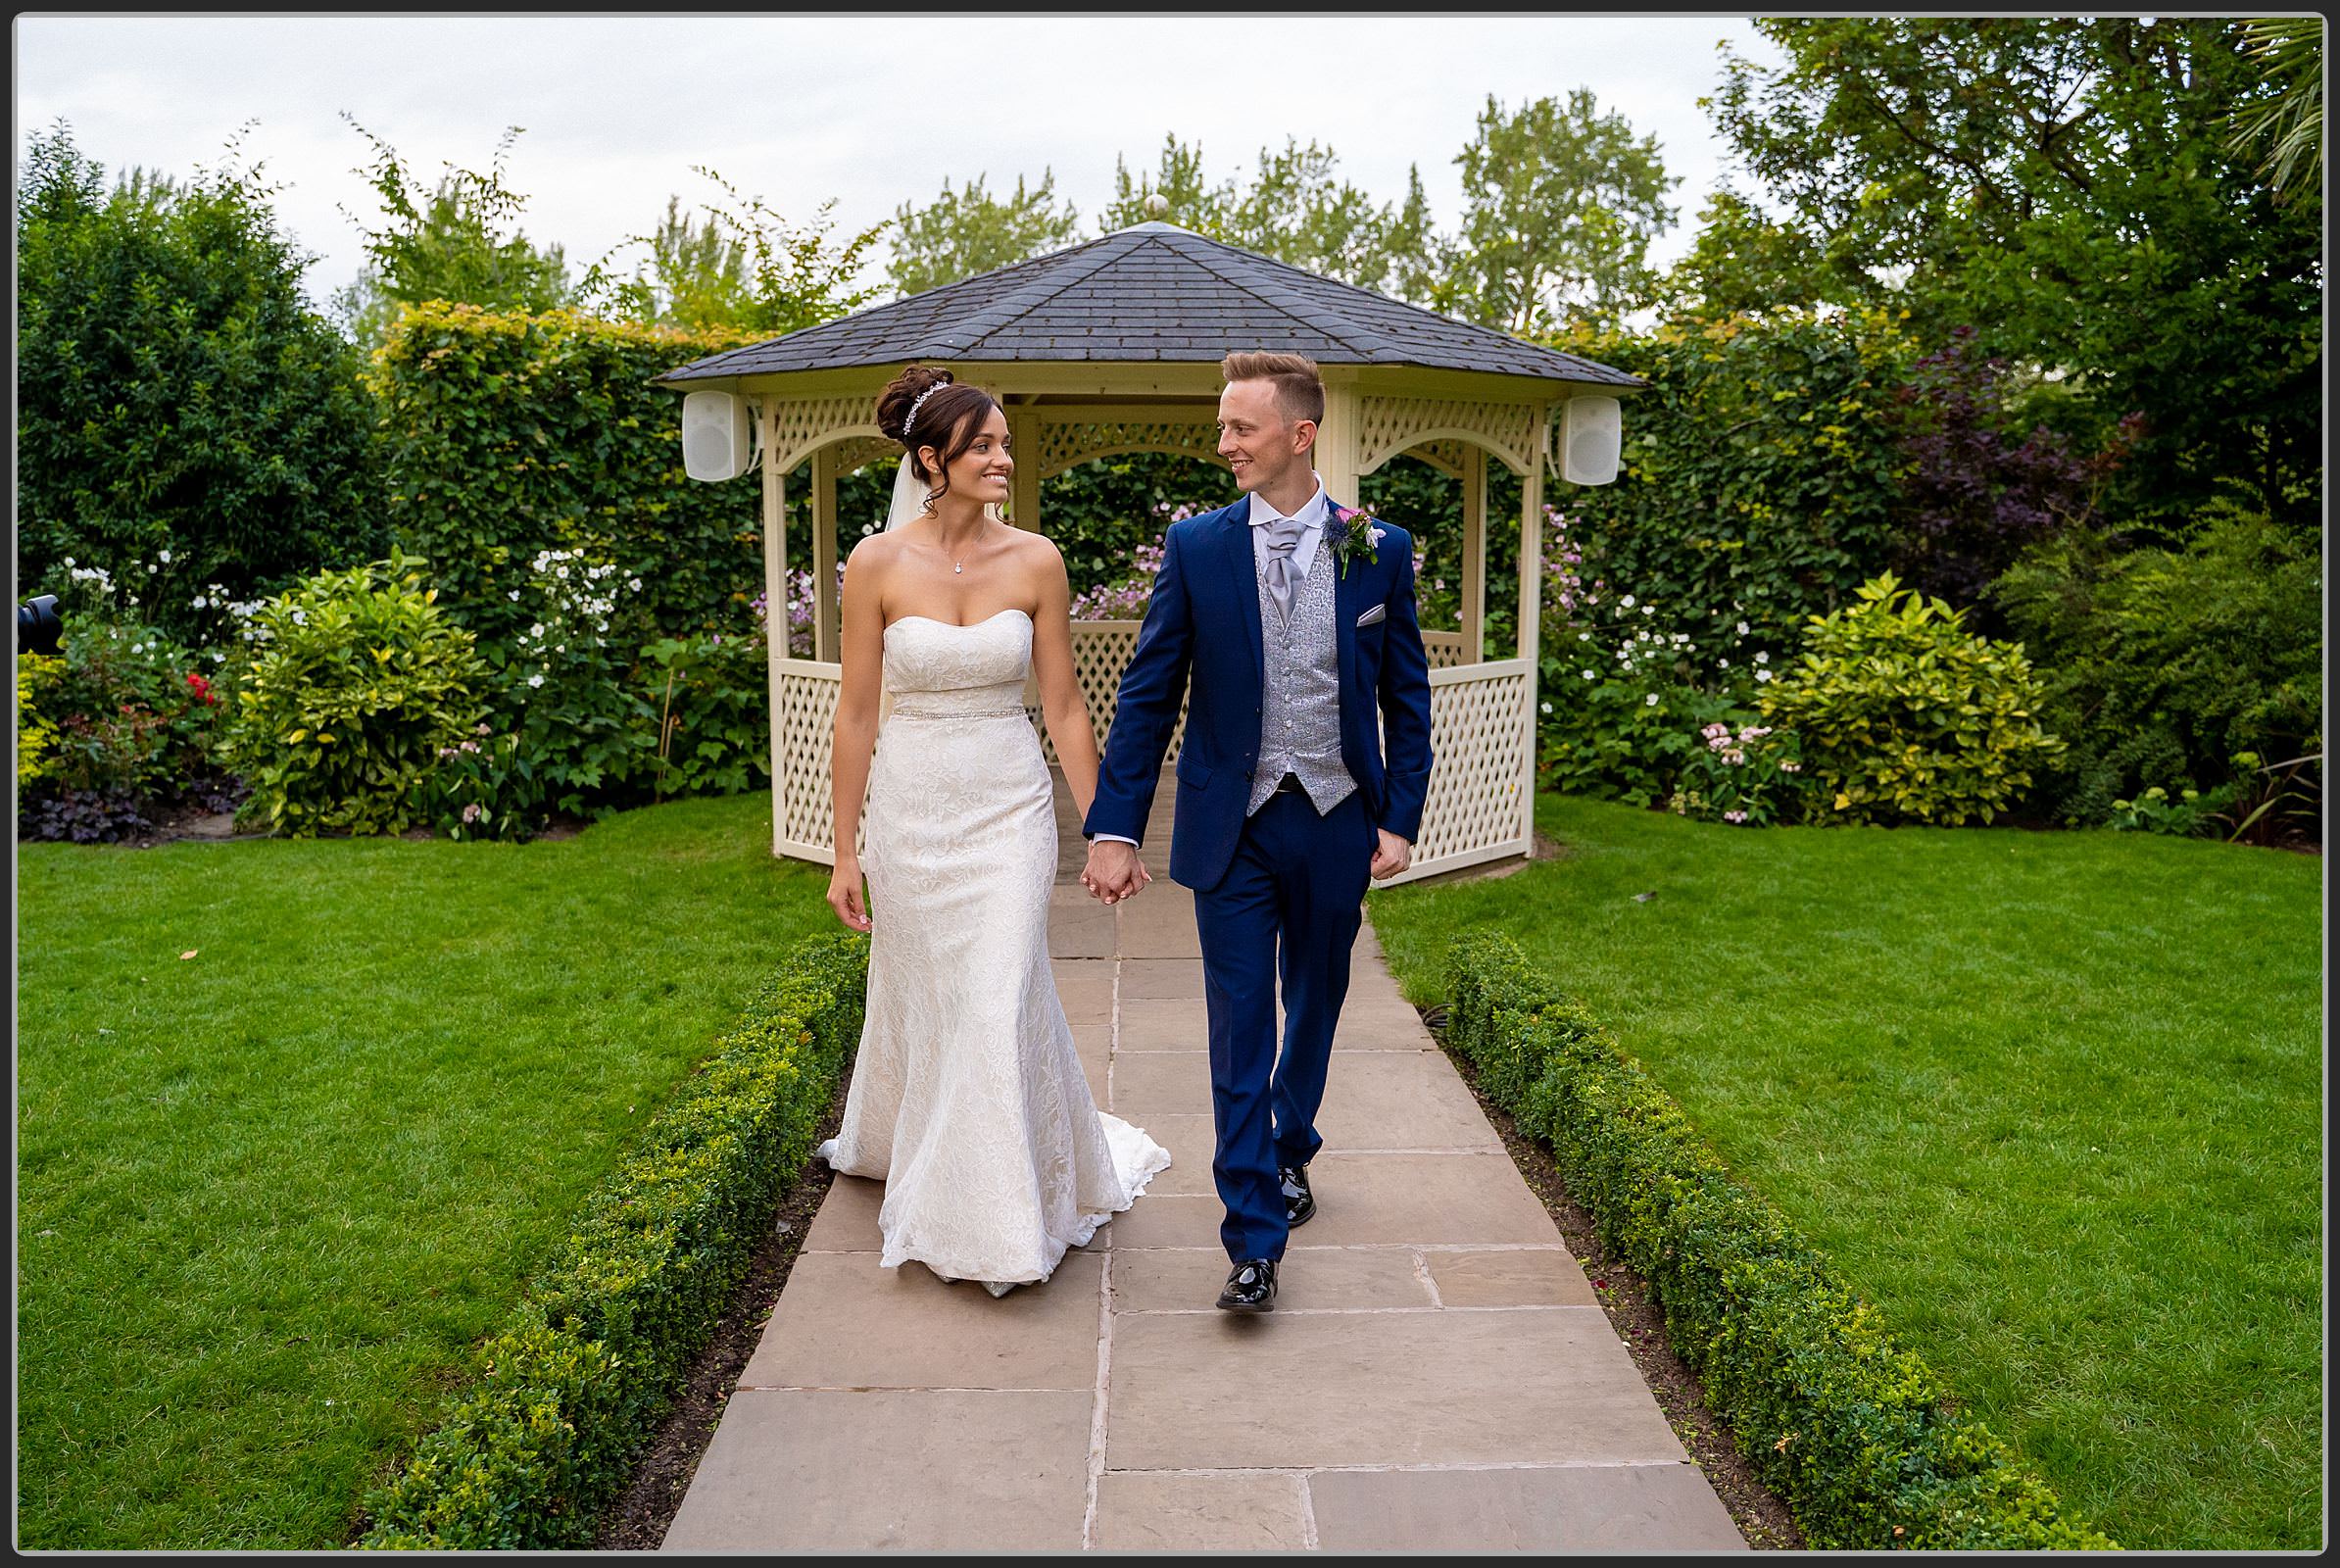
[16, 14, 1782, 308]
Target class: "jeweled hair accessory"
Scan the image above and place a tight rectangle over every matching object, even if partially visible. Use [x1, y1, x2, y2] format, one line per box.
[902, 381, 945, 441]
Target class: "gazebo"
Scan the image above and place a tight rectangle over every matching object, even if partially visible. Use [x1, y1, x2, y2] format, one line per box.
[656, 221, 1640, 886]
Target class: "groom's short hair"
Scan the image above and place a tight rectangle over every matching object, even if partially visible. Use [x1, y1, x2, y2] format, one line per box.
[1221, 351, 1324, 428]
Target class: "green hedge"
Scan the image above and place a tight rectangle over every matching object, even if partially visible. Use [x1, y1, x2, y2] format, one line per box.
[355, 931, 869, 1548]
[370, 304, 767, 662]
[1439, 929, 2117, 1550]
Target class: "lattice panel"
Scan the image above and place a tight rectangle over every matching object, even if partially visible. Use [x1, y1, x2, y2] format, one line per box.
[1389, 661, 1531, 877]
[1357, 395, 1541, 477]
[769, 397, 881, 472]
[1034, 621, 1189, 767]
[1422, 630, 1468, 669]
[1038, 418, 1230, 479]
[773, 661, 865, 863]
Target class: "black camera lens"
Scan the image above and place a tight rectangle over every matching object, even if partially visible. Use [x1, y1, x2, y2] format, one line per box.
[18, 594, 64, 656]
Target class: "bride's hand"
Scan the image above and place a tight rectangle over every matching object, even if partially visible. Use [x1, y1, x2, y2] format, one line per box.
[827, 858, 872, 933]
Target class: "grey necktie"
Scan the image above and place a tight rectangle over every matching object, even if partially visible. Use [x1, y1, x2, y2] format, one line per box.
[1260, 511, 1309, 621]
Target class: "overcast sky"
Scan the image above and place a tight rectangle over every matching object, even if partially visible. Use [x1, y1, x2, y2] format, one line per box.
[16, 13, 1783, 312]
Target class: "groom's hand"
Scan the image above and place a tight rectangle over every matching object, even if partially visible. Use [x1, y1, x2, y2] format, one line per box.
[1082, 839, 1149, 904]
[1369, 829, 1413, 881]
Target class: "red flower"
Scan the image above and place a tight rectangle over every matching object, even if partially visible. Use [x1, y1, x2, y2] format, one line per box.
[185, 671, 218, 707]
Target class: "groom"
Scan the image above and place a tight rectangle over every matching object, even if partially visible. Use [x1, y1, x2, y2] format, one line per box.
[1081, 351, 1435, 1312]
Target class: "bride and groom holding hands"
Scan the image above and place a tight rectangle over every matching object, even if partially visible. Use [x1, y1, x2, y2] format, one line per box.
[819, 350, 1434, 1312]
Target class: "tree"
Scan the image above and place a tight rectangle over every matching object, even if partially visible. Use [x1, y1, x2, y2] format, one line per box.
[1445, 90, 1680, 333]
[1704, 18, 2321, 533]
[16, 121, 382, 640]
[1097, 133, 1440, 298]
[888, 170, 1080, 298]
[577, 167, 888, 335]
[2227, 17, 2324, 200]
[331, 117, 572, 343]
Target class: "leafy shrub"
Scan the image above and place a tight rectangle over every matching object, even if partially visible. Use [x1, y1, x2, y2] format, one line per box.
[1536, 527, 1798, 810]
[15, 558, 242, 818]
[2105, 782, 2240, 836]
[225, 549, 490, 837]
[1759, 572, 2062, 825]
[1989, 507, 2322, 830]
[1440, 930, 2118, 1550]
[1887, 326, 2142, 612]
[17, 785, 157, 845]
[633, 629, 769, 801]
[356, 933, 868, 1549]
[1667, 719, 1807, 825]
[16, 123, 383, 644]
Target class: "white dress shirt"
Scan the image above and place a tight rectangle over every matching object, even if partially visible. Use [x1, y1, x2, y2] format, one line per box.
[1092, 474, 1330, 848]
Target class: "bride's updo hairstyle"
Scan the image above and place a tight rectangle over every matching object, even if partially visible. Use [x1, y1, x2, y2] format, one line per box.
[875, 366, 1000, 504]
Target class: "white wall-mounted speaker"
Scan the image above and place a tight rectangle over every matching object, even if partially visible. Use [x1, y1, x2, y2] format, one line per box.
[681, 390, 756, 481]
[1558, 395, 1622, 486]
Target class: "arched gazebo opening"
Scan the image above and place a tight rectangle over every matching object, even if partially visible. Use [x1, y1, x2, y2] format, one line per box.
[658, 222, 1640, 885]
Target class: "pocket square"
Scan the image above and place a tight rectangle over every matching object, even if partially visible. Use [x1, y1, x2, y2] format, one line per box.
[1354, 604, 1388, 627]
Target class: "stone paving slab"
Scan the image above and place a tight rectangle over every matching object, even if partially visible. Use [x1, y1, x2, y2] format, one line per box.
[1308, 1463, 1747, 1552]
[663, 1389, 1092, 1551]
[663, 834, 1741, 1551]
[1103, 1307, 1684, 1471]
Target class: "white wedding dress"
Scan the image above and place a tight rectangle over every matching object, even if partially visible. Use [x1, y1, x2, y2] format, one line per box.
[815, 607, 1170, 1293]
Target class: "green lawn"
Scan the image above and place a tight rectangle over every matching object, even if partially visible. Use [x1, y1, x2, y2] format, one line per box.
[1365, 794, 2322, 1550]
[16, 794, 837, 1548]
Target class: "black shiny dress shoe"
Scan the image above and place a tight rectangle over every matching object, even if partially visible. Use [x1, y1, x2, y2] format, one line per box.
[1216, 1257, 1278, 1311]
[1280, 1163, 1316, 1227]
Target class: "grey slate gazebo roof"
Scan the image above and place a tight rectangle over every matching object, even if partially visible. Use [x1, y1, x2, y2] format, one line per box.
[656, 222, 1643, 388]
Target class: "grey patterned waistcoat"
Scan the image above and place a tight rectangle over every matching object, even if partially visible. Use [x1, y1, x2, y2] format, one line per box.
[1247, 527, 1358, 818]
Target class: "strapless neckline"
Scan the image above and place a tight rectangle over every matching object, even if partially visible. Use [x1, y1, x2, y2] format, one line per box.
[887, 608, 1032, 634]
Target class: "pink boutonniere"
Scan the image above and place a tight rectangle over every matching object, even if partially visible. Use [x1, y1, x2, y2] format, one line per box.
[1327, 505, 1387, 579]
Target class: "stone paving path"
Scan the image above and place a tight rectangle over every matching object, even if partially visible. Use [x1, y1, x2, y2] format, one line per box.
[664, 772, 1743, 1551]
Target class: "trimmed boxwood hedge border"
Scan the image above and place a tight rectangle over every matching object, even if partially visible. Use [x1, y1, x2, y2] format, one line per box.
[1439, 929, 2118, 1551]
[354, 931, 869, 1549]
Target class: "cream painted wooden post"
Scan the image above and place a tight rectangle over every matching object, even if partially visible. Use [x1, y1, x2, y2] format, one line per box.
[1515, 424, 1545, 853]
[811, 445, 840, 662]
[1008, 406, 1041, 533]
[1461, 443, 1487, 662]
[1314, 377, 1361, 508]
[761, 404, 789, 858]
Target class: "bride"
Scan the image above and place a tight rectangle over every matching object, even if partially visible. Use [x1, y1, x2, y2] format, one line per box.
[816, 365, 1171, 1297]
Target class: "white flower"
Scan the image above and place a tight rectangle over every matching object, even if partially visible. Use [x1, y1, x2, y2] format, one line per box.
[1642, 605, 1654, 615]
[1578, 631, 1592, 642]
[527, 671, 546, 688]
[146, 562, 158, 573]
[1581, 669, 1596, 680]
[158, 549, 171, 564]
[1644, 693, 1660, 707]
[628, 576, 644, 592]
[131, 641, 145, 653]
[1718, 657, 1729, 667]
[1755, 668, 1774, 683]
[1754, 651, 1770, 664]
[1736, 620, 1750, 635]
[62, 557, 74, 567]
[211, 650, 225, 662]
[509, 589, 521, 601]
[529, 623, 544, 638]
[1539, 701, 1552, 713]
[1622, 594, 1636, 608]
[191, 595, 207, 609]
[290, 609, 306, 624]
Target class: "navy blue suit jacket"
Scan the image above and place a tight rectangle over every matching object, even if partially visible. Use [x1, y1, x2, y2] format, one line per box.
[1082, 496, 1436, 892]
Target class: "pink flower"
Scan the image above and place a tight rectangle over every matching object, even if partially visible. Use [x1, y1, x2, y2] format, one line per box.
[1724, 809, 1748, 824]
[1780, 760, 1801, 773]
[462, 803, 482, 823]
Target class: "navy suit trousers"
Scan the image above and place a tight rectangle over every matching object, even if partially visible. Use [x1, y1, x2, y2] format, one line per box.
[1192, 781, 1376, 1262]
